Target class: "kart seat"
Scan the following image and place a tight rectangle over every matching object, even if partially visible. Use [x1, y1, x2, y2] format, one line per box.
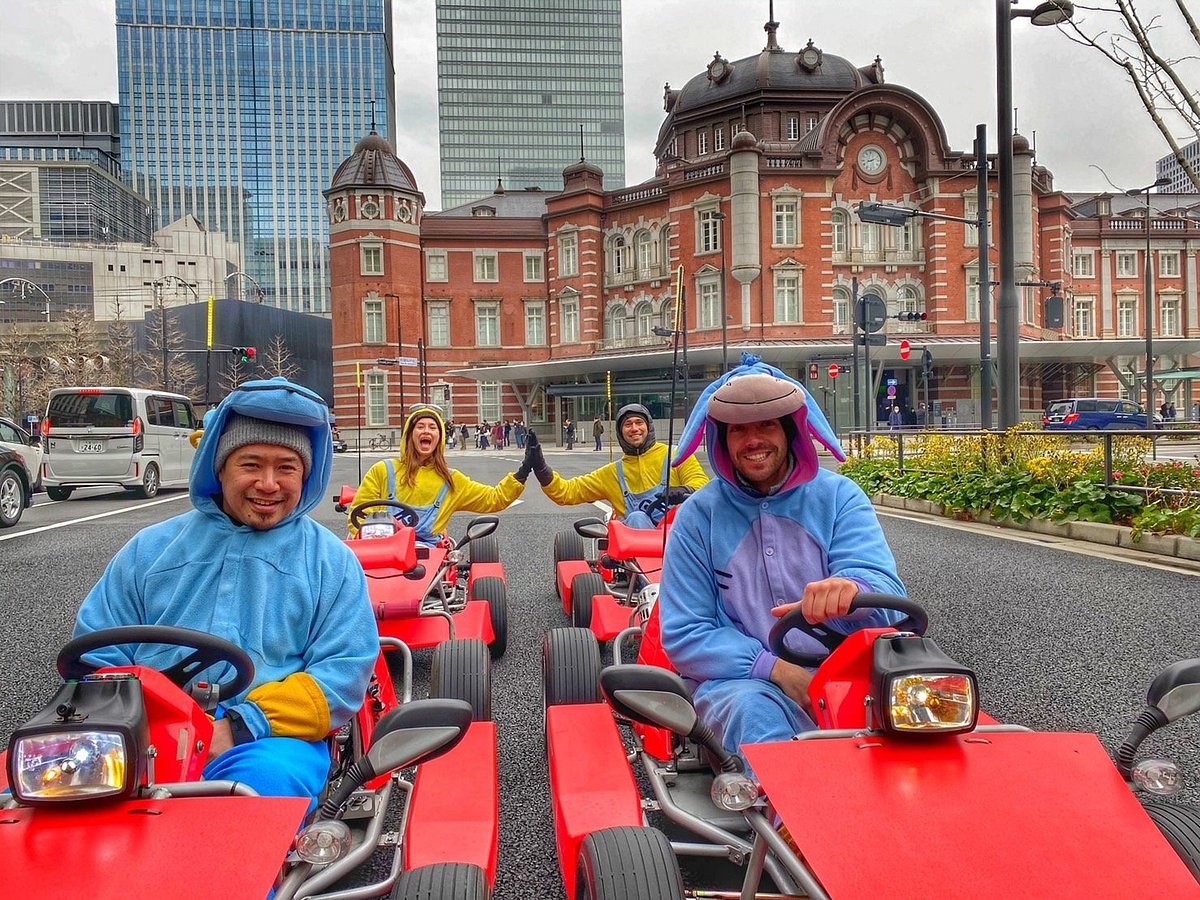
[346, 529, 417, 573]
[606, 520, 670, 562]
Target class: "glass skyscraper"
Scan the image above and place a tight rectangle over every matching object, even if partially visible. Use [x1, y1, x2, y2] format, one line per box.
[435, 0, 625, 208]
[115, 0, 395, 313]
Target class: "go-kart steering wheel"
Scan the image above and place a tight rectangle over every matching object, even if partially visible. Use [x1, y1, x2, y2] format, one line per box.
[348, 498, 420, 531]
[57, 625, 255, 701]
[768, 593, 928, 668]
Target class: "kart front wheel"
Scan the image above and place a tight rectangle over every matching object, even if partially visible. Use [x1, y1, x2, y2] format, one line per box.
[576, 826, 683, 900]
[554, 528, 587, 563]
[469, 533, 501, 564]
[543, 627, 601, 708]
[430, 638, 492, 721]
[1144, 801, 1200, 879]
[390, 862, 489, 899]
[472, 575, 508, 659]
[571, 572, 606, 629]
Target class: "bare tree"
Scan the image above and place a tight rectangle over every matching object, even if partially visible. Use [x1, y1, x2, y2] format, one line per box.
[44, 307, 105, 387]
[217, 353, 255, 396]
[1063, 1, 1200, 190]
[144, 310, 199, 398]
[260, 333, 301, 381]
[104, 297, 140, 388]
[0, 323, 53, 420]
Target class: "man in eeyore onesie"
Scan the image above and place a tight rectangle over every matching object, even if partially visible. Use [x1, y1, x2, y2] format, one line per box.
[74, 378, 378, 807]
[659, 355, 905, 768]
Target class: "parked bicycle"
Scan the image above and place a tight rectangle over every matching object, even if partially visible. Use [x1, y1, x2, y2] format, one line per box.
[368, 432, 393, 451]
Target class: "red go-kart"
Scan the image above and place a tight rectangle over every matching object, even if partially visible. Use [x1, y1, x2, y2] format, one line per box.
[542, 595, 1200, 899]
[2, 625, 500, 899]
[552, 509, 675, 644]
[337, 488, 509, 659]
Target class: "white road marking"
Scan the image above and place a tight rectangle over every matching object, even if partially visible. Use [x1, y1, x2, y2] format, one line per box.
[0, 494, 189, 542]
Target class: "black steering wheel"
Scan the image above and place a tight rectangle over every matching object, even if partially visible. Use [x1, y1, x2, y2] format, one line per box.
[58, 625, 255, 702]
[348, 498, 420, 531]
[768, 593, 928, 668]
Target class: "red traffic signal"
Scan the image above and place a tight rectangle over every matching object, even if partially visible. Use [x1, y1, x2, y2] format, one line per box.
[896, 311, 928, 322]
[808, 363, 819, 379]
[231, 346, 257, 363]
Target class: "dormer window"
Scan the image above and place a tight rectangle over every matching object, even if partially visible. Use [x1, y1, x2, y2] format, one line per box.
[472, 206, 496, 217]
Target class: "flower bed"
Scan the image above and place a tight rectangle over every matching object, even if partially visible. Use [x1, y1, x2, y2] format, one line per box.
[840, 427, 1200, 539]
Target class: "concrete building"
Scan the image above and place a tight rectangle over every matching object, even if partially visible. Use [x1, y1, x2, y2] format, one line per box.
[328, 14, 1198, 437]
[0, 216, 240, 323]
[435, 0, 625, 208]
[0, 101, 153, 244]
[115, 0, 396, 314]
[1156, 139, 1200, 193]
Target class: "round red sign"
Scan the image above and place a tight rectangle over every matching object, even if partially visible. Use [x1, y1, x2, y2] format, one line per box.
[899, 340, 911, 360]
[828, 364, 840, 378]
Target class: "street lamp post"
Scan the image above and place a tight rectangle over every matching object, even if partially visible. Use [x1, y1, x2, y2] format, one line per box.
[384, 292, 406, 417]
[996, 0, 1074, 428]
[1126, 176, 1172, 428]
[151, 275, 199, 391]
[712, 209, 729, 371]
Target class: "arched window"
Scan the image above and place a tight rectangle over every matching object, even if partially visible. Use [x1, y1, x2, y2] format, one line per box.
[659, 225, 671, 270]
[635, 230, 654, 275]
[898, 285, 921, 317]
[661, 300, 677, 332]
[832, 286, 851, 334]
[831, 209, 848, 255]
[605, 303, 628, 342]
[635, 301, 655, 337]
[608, 235, 627, 274]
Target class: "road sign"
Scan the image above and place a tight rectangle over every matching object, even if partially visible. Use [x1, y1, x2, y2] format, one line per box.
[887, 385, 897, 398]
[808, 363, 818, 379]
[397, 356, 419, 366]
[853, 333, 887, 347]
[899, 340, 911, 360]
[828, 364, 840, 379]
[854, 294, 888, 333]
[375, 356, 420, 366]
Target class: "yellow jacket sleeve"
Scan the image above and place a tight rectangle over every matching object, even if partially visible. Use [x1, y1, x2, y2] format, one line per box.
[245, 671, 331, 741]
[431, 470, 525, 537]
[671, 455, 709, 492]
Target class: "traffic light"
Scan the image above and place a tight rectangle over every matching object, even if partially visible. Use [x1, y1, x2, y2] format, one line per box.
[856, 202, 916, 227]
[231, 346, 257, 364]
[896, 311, 928, 322]
[921, 349, 934, 380]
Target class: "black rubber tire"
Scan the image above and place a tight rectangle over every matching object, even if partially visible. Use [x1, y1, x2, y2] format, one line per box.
[554, 528, 587, 563]
[1144, 801, 1200, 880]
[0, 468, 24, 527]
[576, 826, 684, 900]
[429, 638, 492, 721]
[46, 486, 73, 501]
[472, 576, 508, 659]
[390, 862, 489, 899]
[543, 627, 601, 708]
[469, 533, 501, 564]
[570, 572, 606, 629]
[137, 462, 160, 499]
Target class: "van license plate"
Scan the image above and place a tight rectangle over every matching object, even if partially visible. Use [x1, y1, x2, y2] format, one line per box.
[78, 440, 105, 453]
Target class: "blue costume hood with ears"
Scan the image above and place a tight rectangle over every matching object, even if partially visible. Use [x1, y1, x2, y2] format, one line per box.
[191, 377, 333, 521]
[671, 353, 845, 492]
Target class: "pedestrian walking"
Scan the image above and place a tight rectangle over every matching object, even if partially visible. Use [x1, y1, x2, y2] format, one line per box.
[460, 423, 469, 449]
[592, 416, 604, 451]
[515, 421, 527, 448]
[1167, 403, 1177, 422]
[503, 420, 512, 447]
[565, 418, 576, 450]
[888, 405, 903, 430]
[491, 421, 503, 449]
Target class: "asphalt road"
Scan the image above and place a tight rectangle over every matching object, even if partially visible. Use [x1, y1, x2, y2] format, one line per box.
[1, 445, 1198, 897]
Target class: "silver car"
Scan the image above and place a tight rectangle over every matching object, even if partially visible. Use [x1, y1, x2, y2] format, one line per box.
[0, 416, 43, 492]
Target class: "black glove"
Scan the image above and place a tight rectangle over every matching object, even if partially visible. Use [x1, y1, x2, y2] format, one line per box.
[665, 486, 694, 505]
[515, 442, 535, 483]
[525, 430, 540, 451]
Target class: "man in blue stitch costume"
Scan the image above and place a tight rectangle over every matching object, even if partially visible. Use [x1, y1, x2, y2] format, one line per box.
[74, 378, 379, 805]
[659, 355, 905, 768]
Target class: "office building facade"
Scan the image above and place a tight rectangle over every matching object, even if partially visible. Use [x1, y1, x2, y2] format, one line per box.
[115, 0, 396, 313]
[1156, 140, 1200, 193]
[435, 0, 625, 208]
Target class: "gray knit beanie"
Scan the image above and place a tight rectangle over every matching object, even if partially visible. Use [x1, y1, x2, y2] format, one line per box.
[215, 413, 312, 475]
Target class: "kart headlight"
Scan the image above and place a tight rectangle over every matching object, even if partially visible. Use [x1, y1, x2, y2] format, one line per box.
[7, 673, 147, 805]
[710, 772, 758, 811]
[872, 634, 979, 736]
[1131, 758, 1183, 796]
[10, 730, 130, 801]
[296, 819, 352, 863]
[360, 521, 396, 540]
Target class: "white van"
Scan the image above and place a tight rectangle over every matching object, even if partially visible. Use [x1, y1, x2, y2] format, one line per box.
[41, 387, 199, 500]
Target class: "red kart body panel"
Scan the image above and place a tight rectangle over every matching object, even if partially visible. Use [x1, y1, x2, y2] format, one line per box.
[745, 731, 1200, 899]
[466, 562, 505, 592]
[605, 519, 669, 564]
[556, 559, 592, 614]
[588, 592, 636, 641]
[106, 665, 215, 784]
[346, 528, 418, 574]
[405, 722, 499, 885]
[2, 795, 307, 899]
[546, 703, 643, 898]
[376, 600, 494, 649]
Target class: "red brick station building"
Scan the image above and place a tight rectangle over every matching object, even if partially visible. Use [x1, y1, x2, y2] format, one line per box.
[327, 19, 1198, 441]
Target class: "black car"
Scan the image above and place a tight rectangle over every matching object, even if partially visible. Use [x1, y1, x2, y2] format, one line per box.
[0, 447, 32, 528]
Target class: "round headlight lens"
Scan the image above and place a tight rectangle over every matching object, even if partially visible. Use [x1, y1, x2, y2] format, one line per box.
[296, 819, 352, 864]
[1131, 758, 1183, 796]
[710, 772, 759, 811]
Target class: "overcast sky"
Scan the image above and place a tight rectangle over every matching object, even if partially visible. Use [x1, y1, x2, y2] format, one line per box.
[0, 1, 1191, 210]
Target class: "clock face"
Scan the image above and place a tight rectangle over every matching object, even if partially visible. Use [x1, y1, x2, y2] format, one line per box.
[858, 145, 886, 175]
[801, 48, 820, 68]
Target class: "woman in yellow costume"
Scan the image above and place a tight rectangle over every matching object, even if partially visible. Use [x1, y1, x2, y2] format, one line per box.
[349, 405, 531, 541]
